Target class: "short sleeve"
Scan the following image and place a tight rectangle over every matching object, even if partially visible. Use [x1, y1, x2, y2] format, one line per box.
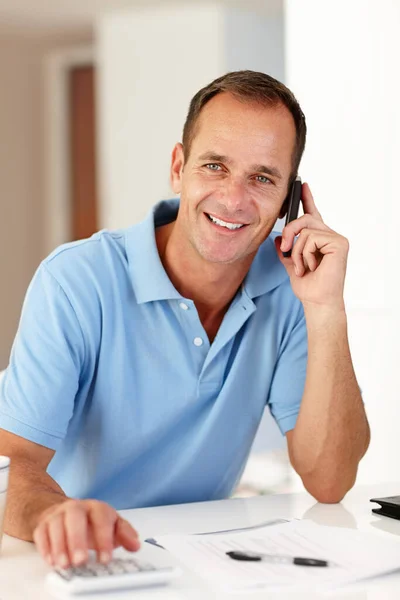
[0, 264, 85, 449]
[267, 308, 307, 435]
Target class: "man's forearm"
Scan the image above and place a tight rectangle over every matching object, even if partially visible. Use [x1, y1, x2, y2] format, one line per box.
[5, 459, 67, 541]
[289, 306, 370, 503]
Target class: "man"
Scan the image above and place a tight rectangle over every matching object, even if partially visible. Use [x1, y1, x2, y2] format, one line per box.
[0, 71, 369, 569]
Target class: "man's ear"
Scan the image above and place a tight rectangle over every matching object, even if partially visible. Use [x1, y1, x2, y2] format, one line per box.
[170, 143, 185, 194]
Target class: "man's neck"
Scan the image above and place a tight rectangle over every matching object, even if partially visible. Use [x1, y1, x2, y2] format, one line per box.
[155, 221, 253, 340]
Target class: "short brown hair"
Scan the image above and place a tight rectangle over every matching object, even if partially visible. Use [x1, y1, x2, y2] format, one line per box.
[182, 70, 306, 181]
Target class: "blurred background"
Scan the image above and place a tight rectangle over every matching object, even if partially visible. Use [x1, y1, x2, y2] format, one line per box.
[0, 0, 399, 496]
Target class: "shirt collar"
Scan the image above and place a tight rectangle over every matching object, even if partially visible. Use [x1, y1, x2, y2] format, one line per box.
[125, 199, 289, 304]
[125, 199, 182, 304]
[242, 233, 289, 300]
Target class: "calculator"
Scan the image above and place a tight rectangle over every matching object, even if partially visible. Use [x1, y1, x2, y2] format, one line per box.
[46, 550, 181, 595]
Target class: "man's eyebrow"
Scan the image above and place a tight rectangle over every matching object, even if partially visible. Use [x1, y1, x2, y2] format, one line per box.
[197, 152, 282, 179]
[251, 164, 283, 180]
[198, 152, 230, 163]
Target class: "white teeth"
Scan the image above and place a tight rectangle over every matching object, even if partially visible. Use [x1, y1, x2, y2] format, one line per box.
[208, 214, 244, 230]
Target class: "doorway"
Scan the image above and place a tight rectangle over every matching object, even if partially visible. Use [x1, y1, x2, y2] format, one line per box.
[69, 65, 98, 241]
[45, 46, 97, 253]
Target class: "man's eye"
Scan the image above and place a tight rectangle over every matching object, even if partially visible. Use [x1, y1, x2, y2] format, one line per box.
[255, 175, 271, 184]
[205, 163, 222, 171]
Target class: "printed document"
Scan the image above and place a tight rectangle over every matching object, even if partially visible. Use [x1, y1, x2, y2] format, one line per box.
[156, 520, 400, 592]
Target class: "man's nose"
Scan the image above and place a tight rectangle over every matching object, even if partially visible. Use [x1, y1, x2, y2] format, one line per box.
[220, 178, 248, 212]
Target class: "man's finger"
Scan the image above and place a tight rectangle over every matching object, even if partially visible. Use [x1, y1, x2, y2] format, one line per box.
[281, 215, 330, 253]
[64, 503, 89, 566]
[302, 235, 321, 272]
[47, 513, 70, 568]
[301, 182, 323, 221]
[33, 522, 53, 566]
[114, 517, 141, 552]
[290, 230, 310, 277]
[88, 502, 116, 564]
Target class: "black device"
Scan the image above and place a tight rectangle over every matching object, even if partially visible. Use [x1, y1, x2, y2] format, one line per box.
[282, 176, 302, 258]
[370, 495, 400, 521]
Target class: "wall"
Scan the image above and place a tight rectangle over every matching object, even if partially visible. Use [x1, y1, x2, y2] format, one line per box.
[0, 34, 42, 368]
[225, 9, 284, 81]
[96, 2, 285, 229]
[285, 0, 400, 486]
[0, 29, 92, 368]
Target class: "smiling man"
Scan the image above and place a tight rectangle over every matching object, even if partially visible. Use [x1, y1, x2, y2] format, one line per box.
[0, 71, 369, 569]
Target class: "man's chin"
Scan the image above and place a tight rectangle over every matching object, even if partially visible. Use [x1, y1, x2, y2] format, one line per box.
[196, 246, 254, 266]
[201, 254, 239, 265]
[190, 232, 258, 266]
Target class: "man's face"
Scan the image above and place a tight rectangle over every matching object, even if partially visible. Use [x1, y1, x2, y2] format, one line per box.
[170, 92, 297, 265]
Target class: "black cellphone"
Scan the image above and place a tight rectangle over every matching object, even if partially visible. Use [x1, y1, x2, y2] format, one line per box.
[282, 176, 302, 258]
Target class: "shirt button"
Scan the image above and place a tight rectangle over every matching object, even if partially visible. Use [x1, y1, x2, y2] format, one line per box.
[179, 302, 189, 311]
[193, 337, 203, 347]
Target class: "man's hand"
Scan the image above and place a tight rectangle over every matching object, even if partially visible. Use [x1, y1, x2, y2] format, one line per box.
[275, 182, 349, 311]
[33, 498, 140, 568]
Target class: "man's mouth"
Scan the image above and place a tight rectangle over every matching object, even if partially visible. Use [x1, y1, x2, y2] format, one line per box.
[205, 213, 247, 231]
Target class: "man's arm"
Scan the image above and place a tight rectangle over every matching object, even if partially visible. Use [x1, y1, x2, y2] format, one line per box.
[0, 429, 64, 540]
[276, 182, 370, 503]
[286, 307, 369, 503]
[0, 429, 140, 566]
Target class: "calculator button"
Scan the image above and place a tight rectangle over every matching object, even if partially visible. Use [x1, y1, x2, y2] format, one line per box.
[74, 567, 96, 577]
[110, 563, 126, 575]
[55, 569, 73, 581]
[123, 560, 141, 573]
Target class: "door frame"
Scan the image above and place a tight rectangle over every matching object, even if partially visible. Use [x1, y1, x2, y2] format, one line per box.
[45, 45, 96, 254]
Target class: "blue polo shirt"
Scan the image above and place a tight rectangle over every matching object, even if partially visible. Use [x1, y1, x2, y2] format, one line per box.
[0, 200, 307, 509]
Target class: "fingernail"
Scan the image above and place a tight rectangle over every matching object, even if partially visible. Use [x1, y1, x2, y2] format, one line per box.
[46, 554, 54, 566]
[100, 551, 111, 564]
[72, 550, 87, 565]
[58, 554, 69, 568]
[294, 265, 299, 276]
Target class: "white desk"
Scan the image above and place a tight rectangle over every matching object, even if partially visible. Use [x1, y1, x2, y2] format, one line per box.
[1, 482, 400, 599]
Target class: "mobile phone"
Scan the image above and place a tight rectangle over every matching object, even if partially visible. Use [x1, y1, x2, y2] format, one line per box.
[282, 176, 302, 258]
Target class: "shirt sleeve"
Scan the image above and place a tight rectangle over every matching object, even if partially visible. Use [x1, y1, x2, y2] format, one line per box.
[267, 307, 307, 435]
[0, 263, 85, 450]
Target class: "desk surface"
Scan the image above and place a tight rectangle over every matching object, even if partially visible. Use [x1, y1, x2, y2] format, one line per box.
[1, 481, 400, 599]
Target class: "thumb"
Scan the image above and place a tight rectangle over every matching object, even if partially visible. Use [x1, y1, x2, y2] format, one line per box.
[274, 236, 294, 275]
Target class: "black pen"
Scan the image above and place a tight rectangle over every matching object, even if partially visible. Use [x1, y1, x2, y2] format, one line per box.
[226, 550, 329, 567]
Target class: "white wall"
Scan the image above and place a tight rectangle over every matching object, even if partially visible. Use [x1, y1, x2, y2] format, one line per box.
[0, 34, 44, 368]
[0, 30, 92, 369]
[96, 2, 285, 229]
[225, 9, 284, 82]
[285, 0, 400, 485]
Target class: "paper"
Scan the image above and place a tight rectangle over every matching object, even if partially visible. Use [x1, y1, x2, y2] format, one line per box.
[156, 520, 400, 592]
